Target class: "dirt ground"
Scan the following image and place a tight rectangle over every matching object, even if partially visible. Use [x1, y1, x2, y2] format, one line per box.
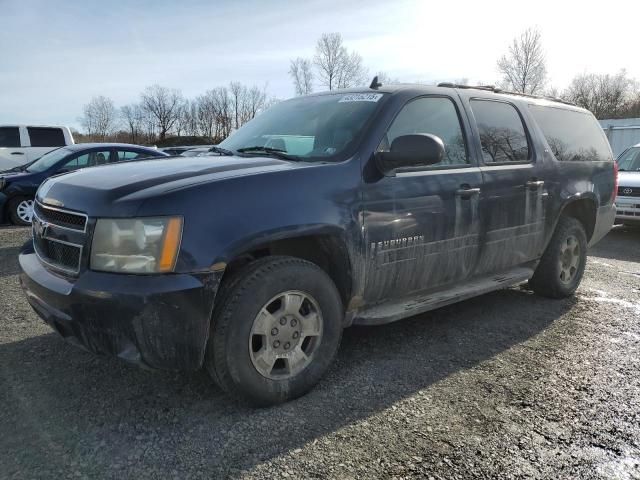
[1, 225, 639, 479]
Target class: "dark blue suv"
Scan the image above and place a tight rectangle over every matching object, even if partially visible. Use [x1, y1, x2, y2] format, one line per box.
[18, 84, 616, 405]
[0, 143, 167, 225]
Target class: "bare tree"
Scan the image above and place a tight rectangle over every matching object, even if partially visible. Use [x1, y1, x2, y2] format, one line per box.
[228, 82, 247, 130]
[120, 104, 145, 143]
[563, 70, 636, 119]
[140, 85, 184, 140]
[497, 28, 547, 94]
[289, 57, 314, 95]
[81, 96, 117, 140]
[314, 33, 367, 90]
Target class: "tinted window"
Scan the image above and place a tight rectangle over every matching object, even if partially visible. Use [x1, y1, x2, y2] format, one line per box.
[382, 97, 468, 166]
[60, 150, 111, 171]
[617, 147, 640, 171]
[0, 127, 20, 148]
[471, 100, 530, 163]
[27, 127, 66, 147]
[529, 105, 612, 162]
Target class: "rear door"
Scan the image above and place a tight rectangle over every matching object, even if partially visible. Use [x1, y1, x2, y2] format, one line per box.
[362, 95, 483, 303]
[25, 127, 67, 163]
[467, 98, 548, 274]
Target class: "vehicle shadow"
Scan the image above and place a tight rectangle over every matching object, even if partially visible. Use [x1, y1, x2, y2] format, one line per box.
[0, 287, 576, 477]
[589, 225, 640, 263]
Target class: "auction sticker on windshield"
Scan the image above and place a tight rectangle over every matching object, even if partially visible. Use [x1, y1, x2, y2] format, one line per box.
[339, 93, 383, 103]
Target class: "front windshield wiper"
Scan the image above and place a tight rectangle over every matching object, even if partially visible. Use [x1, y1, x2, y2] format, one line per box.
[208, 146, 234, 156]
[1, 164, 28, 173]
[236, 146, 300, 161]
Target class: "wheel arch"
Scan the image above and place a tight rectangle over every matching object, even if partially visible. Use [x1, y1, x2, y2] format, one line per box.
[217, 228, 355, 313]
[557, 195, 598, 242]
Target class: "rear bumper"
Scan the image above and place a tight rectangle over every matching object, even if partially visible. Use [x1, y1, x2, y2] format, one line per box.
[589, 203, 616, 246]
[19, 242, 221, 371]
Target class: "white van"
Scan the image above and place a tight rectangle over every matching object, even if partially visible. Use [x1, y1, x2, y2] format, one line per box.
[0, 125, 74, 170]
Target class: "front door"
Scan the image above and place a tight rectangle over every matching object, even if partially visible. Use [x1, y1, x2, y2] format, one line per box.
[362, 95, 483, 304]
[466, 98, 548, 274]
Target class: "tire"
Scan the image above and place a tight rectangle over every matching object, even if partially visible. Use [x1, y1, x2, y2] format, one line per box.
[8, 196, 34, 226]
[529, 216, 588, 298]
[205, 256, 344, 406]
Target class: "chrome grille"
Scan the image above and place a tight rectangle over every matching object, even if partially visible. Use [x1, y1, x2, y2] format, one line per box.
[34, 202, 87, 231]
[32, 202, 88, 275]
[618, 186, 640, 197]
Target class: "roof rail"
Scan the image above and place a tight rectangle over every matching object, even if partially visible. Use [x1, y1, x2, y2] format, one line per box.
[436, 82, 576, 106]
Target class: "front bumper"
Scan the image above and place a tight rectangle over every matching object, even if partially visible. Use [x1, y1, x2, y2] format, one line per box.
[19, 242, 221, 371]
[615, 197, 640, 225]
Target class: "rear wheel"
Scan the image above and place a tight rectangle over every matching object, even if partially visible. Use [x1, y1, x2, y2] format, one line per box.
[8, 196, 34, 226]
[205, 256, 343, 406]
[529, 216, 588, 298]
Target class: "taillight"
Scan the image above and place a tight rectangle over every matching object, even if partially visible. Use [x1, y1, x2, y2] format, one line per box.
[613, 161, 619, 203]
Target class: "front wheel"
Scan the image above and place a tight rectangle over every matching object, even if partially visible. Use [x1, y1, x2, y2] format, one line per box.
[8, 196, 34, 226]
[205, 256, 344, 406]
[529, 216, 588, 298]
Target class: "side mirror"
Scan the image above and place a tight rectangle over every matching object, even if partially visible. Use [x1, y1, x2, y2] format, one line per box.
[375, 134, 445, 175]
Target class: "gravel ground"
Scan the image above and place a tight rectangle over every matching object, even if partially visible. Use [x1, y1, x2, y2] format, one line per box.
[1, 225, 639, 479]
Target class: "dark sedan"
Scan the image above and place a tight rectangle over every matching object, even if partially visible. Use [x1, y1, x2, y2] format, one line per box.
[0, 143, 167, 225]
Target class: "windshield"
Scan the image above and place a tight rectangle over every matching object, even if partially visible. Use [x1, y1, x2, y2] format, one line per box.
[219, 92, 387, 161]
[26, 147, 72, 173]
[617, 147, 640, 171]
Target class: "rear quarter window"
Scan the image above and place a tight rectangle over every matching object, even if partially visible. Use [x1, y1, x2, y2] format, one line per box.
[528, 105, 612, 162]
[27, 127, 66, 147]
[0, 127, 21, 148]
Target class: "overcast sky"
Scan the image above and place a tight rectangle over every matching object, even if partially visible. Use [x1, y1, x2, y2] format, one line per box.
[1, 0, 639, 129]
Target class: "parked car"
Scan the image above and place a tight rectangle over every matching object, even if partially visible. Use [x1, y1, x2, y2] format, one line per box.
[19, 83, 616, 406]
[0, 125, 74, 170]
[614, 143, 640, 226]
[0, 143, 167, 225]
[160, 146, 212, 156]
[180, 147, 212, 157]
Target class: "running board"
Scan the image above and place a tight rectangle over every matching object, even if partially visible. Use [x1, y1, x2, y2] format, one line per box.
[353, 267, 534, 326]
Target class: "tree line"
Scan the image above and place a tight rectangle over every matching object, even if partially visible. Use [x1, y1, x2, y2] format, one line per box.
[79, 83, 276, 145]
[495, 28, 640, 119]
[79, 29, 640, 145]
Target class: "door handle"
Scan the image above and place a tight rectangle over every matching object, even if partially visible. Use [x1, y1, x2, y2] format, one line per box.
[526, 180, 544, 189]
[456, 187, 481, 198]
[11, 152, 24, 155]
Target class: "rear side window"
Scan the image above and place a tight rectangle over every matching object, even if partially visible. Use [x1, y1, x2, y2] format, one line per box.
[0, 127, 20, 148]
[470, 100, 530, 163]
[27, 127, 66, 147]
[529, 105, 612, 162]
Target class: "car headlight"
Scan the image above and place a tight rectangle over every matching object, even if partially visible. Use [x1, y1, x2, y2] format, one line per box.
[0, 177, 6, 191]
[90, 217, 183, 274]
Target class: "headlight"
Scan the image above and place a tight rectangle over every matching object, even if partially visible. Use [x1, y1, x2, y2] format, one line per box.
[0, 177, 6, 191]
[90, 217, 183, 274]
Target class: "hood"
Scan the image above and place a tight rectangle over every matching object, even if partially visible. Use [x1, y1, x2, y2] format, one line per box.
[36, 155, 308, 216]
[618, 171, 640, 189]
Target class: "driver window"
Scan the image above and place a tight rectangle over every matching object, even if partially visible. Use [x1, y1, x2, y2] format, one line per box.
[60, 150, 111, 171]
[381, 97, 469, 166]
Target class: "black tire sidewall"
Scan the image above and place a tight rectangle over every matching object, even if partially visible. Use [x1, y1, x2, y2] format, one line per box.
[535, 217, 588, 297]
[210, 258, 343, 405]
[8, 196, 32, 226]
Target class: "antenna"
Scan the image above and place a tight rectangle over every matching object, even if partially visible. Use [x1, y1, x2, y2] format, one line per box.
[369, 76, 382, 90]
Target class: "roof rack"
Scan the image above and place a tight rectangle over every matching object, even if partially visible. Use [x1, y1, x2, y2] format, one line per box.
[436, 82, 576, 106]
